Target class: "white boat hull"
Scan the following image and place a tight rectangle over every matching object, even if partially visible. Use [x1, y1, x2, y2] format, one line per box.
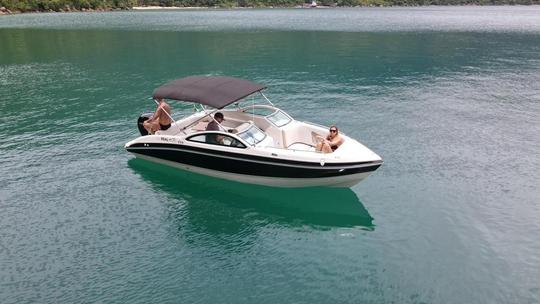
[133, 153, 375, 188]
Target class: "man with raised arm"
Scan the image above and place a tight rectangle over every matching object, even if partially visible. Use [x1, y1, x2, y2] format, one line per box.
[143, 98, 172, 134]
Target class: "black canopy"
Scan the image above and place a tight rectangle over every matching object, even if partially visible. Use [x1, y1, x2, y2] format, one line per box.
[153, 76, 266, 109]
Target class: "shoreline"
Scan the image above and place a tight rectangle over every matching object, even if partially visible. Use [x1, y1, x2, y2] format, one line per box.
[132, 6, 210, 10]
[1, 4, 538, 15]
[0, 5, 330, 14]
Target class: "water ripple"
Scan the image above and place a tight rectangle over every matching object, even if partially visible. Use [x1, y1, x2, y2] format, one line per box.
[1, 7, 540, 33]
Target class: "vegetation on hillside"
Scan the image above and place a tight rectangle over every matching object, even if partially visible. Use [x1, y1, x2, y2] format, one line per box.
[0, 0, 136, 12]
[1, 0, 538, 13]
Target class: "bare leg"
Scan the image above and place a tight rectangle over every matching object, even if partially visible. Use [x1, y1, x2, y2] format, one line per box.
[143, 121, 159, 134]
[143, 121, 151, 133]
[321, 142, 333, 153]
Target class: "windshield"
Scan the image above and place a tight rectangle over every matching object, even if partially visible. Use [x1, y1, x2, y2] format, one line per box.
[238, 125, 266, 146]
[266, 110, 291, 127]
[242, 107, 274, 116]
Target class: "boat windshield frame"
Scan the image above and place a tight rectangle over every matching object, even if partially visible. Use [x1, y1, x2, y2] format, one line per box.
[170, 91, 288, 135]
[239, 103, 293, 127]
[266, 109, 292, 127]
[237, 124, 267, 146]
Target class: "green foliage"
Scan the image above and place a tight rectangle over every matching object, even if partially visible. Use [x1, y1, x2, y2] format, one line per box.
[1, 0, 538, 12]
[0, 0, 133, 11]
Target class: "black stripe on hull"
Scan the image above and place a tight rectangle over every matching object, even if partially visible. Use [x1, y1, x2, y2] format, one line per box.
[128, 143, 380, 167]
[126, 144, 381, 178]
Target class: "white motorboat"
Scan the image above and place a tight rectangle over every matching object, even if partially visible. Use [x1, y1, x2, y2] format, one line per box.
[125, 76, 383, 188]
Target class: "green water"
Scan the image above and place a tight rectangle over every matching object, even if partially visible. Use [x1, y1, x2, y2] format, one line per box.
[1, 7, 540, 304]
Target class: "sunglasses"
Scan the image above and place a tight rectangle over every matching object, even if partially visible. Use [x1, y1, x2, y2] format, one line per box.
[330, 129, 337, 133]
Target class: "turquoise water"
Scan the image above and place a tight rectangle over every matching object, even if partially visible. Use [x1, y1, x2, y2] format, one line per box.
[1, 7, 540, 303]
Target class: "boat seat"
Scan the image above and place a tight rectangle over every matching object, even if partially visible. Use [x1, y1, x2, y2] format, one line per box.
[192, 118, 244, 133]
[191, 121, 209, 131]
[221, 119, 244, 129]
[155, 124, 181, 136]
[287, 142, 316, 152]
[235, 121, 253, 134]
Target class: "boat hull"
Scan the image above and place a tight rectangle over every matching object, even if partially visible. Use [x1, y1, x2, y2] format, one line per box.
[126, 143, 381, 188]
[132, 153, 378, 188]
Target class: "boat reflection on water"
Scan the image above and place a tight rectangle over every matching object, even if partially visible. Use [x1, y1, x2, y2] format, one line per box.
[128, 159, 374, 230]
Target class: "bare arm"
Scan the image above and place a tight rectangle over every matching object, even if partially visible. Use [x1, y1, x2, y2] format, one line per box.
[148, 106, 164, 123]
[327, 135, 344, 147]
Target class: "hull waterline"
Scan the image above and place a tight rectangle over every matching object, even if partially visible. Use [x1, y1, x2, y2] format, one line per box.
[130, 152, 381, 188]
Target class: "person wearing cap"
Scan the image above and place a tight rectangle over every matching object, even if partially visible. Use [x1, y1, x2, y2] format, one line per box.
[206, 112, 224, 132]
[206, 112, 225, 144]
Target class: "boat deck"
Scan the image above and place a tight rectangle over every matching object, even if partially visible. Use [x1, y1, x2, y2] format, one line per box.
[154, 109, 332, 153]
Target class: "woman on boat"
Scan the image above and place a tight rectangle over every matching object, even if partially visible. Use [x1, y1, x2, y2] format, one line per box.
[316, 125, 344, 153]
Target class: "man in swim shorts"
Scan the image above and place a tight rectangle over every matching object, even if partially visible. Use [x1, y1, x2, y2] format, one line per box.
[143, 98, 172, 134]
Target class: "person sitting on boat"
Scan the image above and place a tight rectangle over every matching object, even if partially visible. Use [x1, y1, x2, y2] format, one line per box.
[143, 98, 172, 134]
[316, 125, 344, 153]
[206, 112, 225, 144]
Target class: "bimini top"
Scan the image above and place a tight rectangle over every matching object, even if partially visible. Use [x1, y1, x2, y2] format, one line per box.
[153, 76, 266, 109]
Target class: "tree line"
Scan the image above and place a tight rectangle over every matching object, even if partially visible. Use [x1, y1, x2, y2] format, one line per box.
[1, 0, 538, 13]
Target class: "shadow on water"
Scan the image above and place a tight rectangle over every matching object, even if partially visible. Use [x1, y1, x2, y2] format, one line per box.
[127, 158, 374, 231]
